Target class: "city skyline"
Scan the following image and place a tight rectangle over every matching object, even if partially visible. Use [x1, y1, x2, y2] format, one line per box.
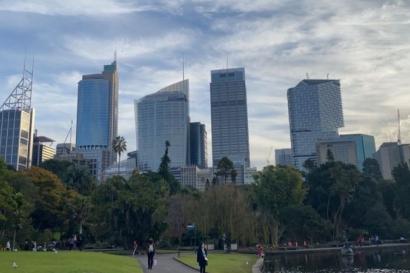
[1, 0, 410, 168]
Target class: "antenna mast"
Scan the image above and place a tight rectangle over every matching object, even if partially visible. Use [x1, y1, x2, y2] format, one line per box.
[182, 55, 185, 81]
[398, 109, 402, 145]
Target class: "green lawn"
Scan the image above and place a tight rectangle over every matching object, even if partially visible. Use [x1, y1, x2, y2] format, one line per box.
[0, 251, 143, 273]
[177, 252, 257, 273]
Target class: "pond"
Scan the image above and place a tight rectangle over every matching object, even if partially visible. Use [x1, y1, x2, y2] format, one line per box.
[263, 247, 410, 273]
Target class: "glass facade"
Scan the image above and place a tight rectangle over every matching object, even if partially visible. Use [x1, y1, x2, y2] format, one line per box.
[135, 80, 189, 171]
[190, 122, 207, 168]
[340, 134, 376, 170]
[210, 67, 250, 168]
[0, 109, 35, 170]
[288, 79, 344, 169]
[75, 61, 119, 180]
[76, 79, 110, 148]
[275, 148, 293, 166]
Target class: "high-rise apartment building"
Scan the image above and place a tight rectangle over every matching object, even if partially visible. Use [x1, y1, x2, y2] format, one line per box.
[76, 60, 118, 179]
[135, 80, 189, 171]
[210, 68, 250, 168]
[190, 122, 207, 168]
[0, 66, 35, 170]
[287, 79, 344, 169]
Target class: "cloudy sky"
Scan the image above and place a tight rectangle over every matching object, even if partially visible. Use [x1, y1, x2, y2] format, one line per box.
[1, 0, 410, 168]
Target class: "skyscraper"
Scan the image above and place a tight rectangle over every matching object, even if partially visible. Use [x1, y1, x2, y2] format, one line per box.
[32, 133, 55, 166]
[210, 68, 250, 168]
[135, 80, 189, 171]
[76, 60, 118, 179]
[0, 65, 35, 170]
[190, 122, 207, 168]
[287, 79, 344, 169]
[275, 148, 293, 167]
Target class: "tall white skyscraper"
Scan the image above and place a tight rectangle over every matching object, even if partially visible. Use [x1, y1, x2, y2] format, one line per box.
[287, 79, 344, 169]
[210, 68, 250, 168]
[135, 80, 189, 171]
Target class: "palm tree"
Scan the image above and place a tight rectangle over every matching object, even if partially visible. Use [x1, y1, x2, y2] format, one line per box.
[112, 136, 127, 175]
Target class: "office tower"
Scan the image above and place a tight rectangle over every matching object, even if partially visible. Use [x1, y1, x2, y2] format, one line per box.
[287, 79, 344, 169]
[374, 142, 410, 180]
[76, 60, 118, 179]
[190, 122, 207, 168]
[55, 143, 75, 156]
[275, 148, 294, 166]
[340, 134, 376, 169]
[32, 133, 55, 166]
[0, 65, 35, 170]
[210, 68, 250, 168]
[135, 80, 189, 171]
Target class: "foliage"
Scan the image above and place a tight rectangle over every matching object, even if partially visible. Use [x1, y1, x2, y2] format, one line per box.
[112, 135, 127, 175]
[216, 157, 237, 184]
[158, 141, 180, 194]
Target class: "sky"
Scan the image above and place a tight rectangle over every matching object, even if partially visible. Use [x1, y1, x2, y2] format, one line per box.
[1, 0, 410, 169]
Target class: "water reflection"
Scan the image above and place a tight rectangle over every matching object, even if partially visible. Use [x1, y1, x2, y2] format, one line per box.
[264, 247, 410, 273]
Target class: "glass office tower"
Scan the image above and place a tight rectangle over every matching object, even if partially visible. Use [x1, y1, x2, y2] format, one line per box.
[135, 79, 189, 171]
[287, 79, 344, 169]
[210, 68, 250, 168]
[76, 61, 118, 179]
[190, 122, 207, 168]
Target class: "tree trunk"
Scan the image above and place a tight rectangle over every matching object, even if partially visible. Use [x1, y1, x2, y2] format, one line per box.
[117, 153, 121, 176]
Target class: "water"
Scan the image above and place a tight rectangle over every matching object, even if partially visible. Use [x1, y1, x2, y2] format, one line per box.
[263, 247, 410, 273]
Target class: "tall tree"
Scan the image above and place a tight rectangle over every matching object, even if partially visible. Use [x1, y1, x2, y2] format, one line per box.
[112, 136, 127, 175]
[158, 141, 180, 194]
[363, 158, 383, 181]
[252, 165, 306, 246]
[216, 157, 235, 184]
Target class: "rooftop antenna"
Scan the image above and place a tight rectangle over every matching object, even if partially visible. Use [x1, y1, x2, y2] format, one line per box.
[226, 54, 229, 70]
[326, 73, 329, 79]
[306, 73, 309, 79]
[398, 109, 402, 145]
[114, 49, 117, 62]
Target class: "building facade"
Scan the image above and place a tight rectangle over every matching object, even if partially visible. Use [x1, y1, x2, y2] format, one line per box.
[75, 61, 118, 178]
[287, 79, 344, 169]
[317, 139, 357, 166]
[135, 80, 190, 171]
[210, 68, 250, 168]
[374, 142, 410, 180]
[340, 134, 376, 169]
[0, 109, 35, 170]
[275, 148, 294, 166]
[190, 122, 207, 168]
[32, 134, 55, 166]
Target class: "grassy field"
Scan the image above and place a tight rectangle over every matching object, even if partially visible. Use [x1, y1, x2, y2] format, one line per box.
[177, 252, 257, 273]
[0, 251, 143, 273]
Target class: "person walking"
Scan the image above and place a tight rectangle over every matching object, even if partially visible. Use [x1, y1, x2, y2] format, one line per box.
[197, 242, 208, 273]
[132, 240, 138, 256]
[147, 239, 155, 270]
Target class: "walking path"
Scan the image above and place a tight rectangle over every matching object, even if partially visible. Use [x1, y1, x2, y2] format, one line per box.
[137, 254, 198, 273]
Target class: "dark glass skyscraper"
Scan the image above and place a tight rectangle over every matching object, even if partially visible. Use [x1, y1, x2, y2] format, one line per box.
[190, 122, 207, 168]
[210, 67, 250, 167]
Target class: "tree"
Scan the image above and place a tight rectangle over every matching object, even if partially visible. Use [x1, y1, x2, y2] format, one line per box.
[363, 158, 383, 181]
[158, 141, 180, 194]
[252, 166, 306, 246]
[306, 162, 361, 239]
[64, 165, 96, 196]
[216, 157, 235, 184]
[112, 136, 127, 175]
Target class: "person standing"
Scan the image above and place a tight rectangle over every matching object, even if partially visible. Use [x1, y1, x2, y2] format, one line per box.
[147, 239, 155, 270]
[197, 242, 208, 273]
[6, 240, 11, 251]
[132, 240, 138, 256]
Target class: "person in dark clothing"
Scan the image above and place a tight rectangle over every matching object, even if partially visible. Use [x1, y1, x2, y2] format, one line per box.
[197, 242, 208, 273]
[147, 239, 155, 270]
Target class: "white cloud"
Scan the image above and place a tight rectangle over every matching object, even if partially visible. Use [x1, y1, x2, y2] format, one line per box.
[0, 0, 147, 16]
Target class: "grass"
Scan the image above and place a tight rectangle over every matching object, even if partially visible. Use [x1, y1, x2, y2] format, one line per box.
[177, 252, 258, 273]
[0, 251, 143, 273]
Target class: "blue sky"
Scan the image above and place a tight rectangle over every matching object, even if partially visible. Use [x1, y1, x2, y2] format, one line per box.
[1, 0, 410, 168]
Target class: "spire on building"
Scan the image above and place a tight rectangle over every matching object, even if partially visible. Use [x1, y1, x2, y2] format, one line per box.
[1, 58, 34, 111]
